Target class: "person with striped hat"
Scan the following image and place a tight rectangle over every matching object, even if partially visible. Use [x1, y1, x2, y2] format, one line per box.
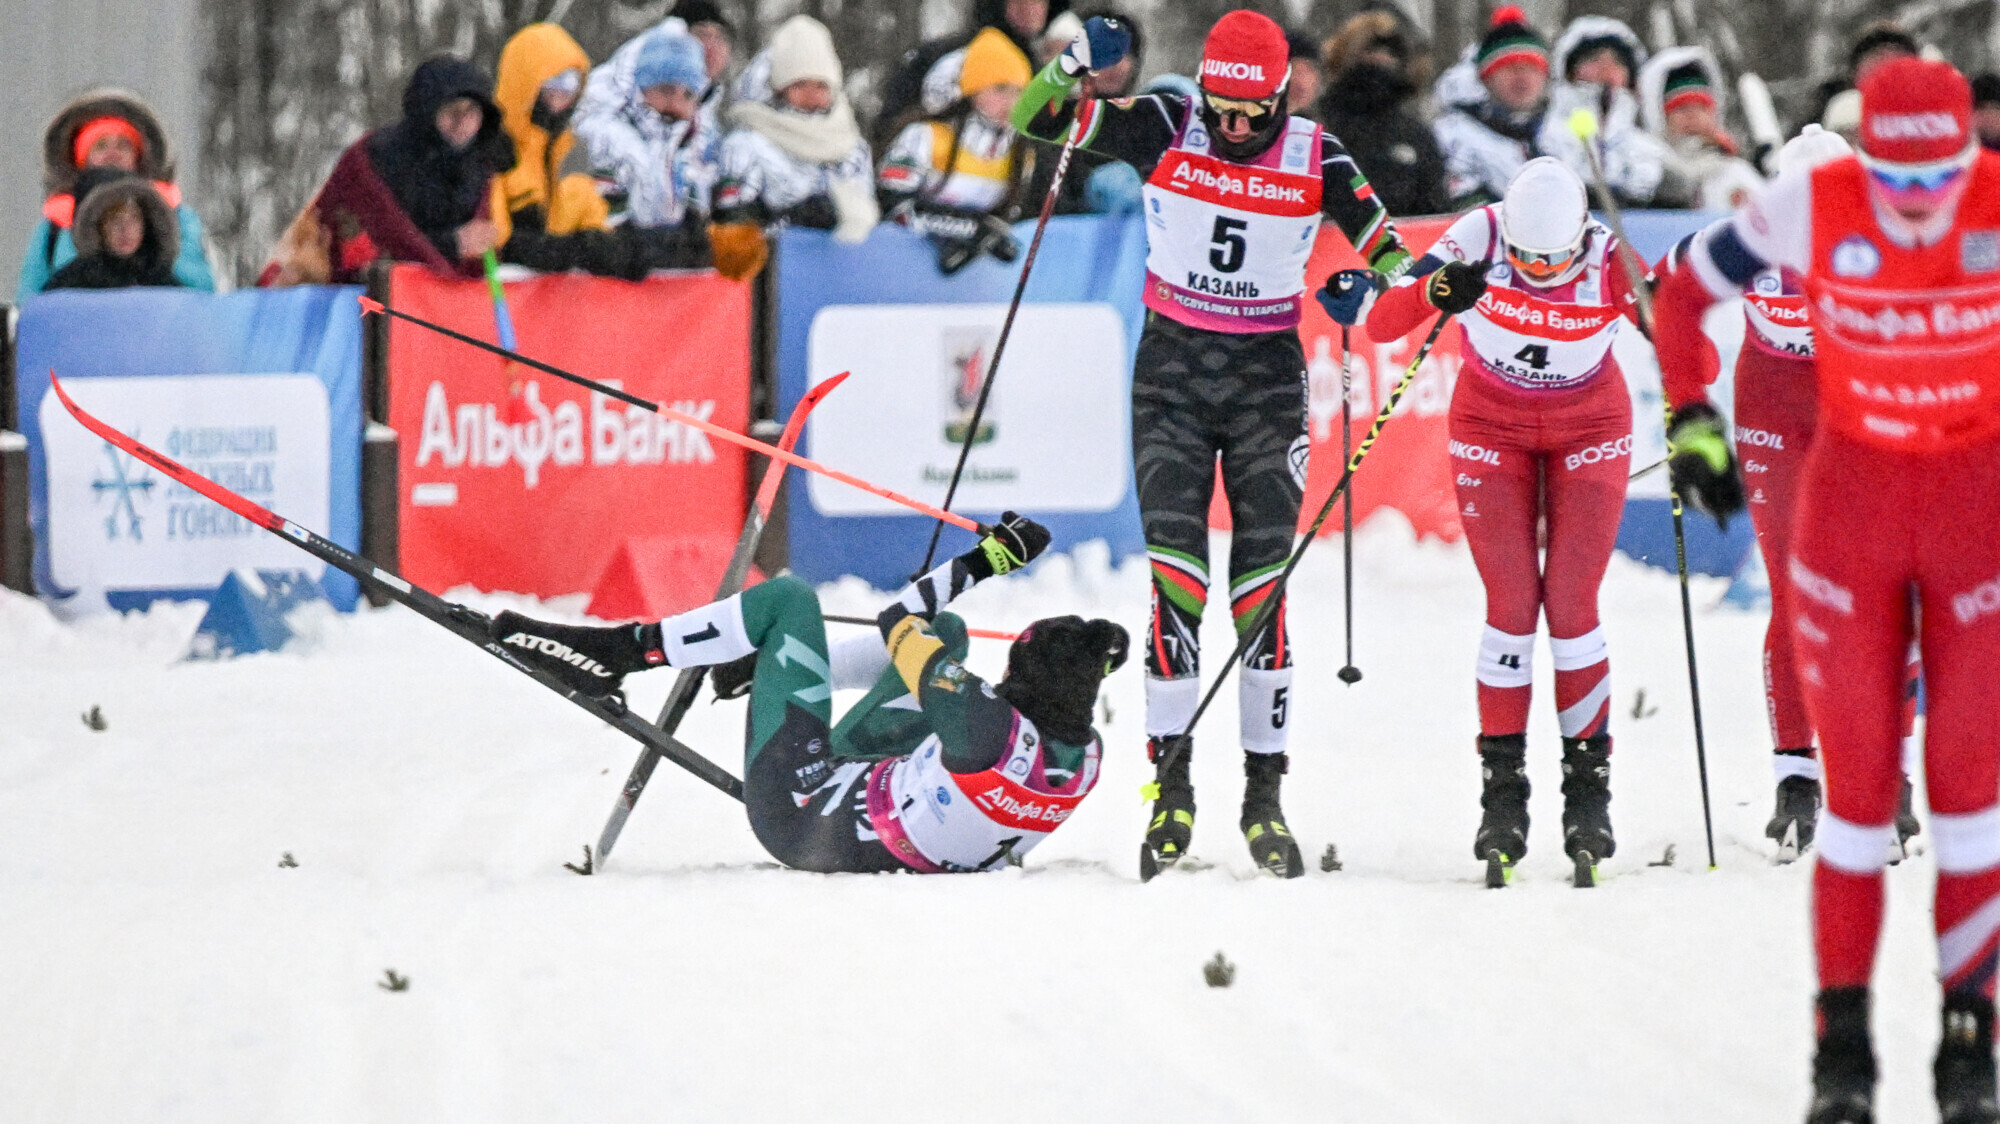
[1651, 56, 2000, 1122]
[1012, 9, 1412, 878]
[1430, 6, 1553, 208]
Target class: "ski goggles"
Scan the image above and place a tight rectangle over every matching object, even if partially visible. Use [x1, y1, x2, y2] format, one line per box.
[1201, 91, 1281, 120]
[1860, 142, 1976, 193]
[1507, 245, 1580, 283]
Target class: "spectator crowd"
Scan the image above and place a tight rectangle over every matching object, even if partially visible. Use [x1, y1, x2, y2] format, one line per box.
[21, 2, 2000, 297]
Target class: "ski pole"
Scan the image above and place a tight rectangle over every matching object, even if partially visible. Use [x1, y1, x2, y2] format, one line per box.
[591, 374, 849, 871]
[1337, 325, 1361, 685]
[821, 613, 1019, 642]
[357, 296, 984, 534]
[1569, 108, 1718, 869]
[1142, 312, 1454, 805]
[914, 129, 1083, 575]
[481, 250, 533, 424]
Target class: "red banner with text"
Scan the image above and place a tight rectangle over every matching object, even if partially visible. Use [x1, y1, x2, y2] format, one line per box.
[386, 266, 750, 609]
[1211, 215, 1464, 541]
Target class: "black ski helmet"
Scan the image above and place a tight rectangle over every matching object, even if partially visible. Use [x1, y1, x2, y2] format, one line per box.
[996, 615, 1129, 745]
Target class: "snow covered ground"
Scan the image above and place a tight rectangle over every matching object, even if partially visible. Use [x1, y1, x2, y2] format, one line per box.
[0, 519, 1956, 1122]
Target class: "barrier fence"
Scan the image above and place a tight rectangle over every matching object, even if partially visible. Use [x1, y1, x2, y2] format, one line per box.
[8, 209, 1753, 618]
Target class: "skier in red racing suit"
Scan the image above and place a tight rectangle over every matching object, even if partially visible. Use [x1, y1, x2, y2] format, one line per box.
[1651, 57, 2000, 1124]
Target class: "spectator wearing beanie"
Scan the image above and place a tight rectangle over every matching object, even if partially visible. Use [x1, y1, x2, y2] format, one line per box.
[1317, 9, 1447, 217]
[873, 0, 1070, 153]
[1432, 6, 1553, 208]
[1639, 46, 1763, 210]
[260, 57, 514, 286]
[671, 1, 736, 139]
[573, 22, 720, 231]
[880, 27, 1032, 274]
[1975, 74, 2000, 152]
[708, 15, 878, 281]
[21, 90, 213, 297]
[44, 170, 182, 291]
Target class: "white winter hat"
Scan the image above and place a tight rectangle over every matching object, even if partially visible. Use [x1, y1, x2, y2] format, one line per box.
[1777, 123, 1852, 178]
[767, 15, 843, 91]
[1501, 156, 1590, 286]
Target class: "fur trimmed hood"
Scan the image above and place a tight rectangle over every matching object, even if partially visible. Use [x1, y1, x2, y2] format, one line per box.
[71, 174, 178, 264]
[42, 89, 174, 196]
[1552, 16, 1646, 87]
[1638, 45, 1725, 137]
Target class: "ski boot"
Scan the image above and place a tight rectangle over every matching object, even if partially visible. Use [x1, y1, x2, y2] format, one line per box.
[1768, 762, 1821, 863]
[1140, 736, 1195, 881]
[1807, 988, 1877, 1124]
[1936, 992, 2000, 1124]
[1241, 752, 1304, 879]
[1561, 733, 1614, 888]
[1892, 775, 1922, 864]
[487, 611, 658, 701]
[1474, 734, 1529, 888]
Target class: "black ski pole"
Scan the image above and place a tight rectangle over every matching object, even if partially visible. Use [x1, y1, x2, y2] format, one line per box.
[913, 131, 1082, 576]
[1337, 325, 1362, 685]
[1140, 312, 1453, 866]
[1568, 108, 1717, 869]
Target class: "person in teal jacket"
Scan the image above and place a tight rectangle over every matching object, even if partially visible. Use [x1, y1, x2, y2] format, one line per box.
[20, 89, 213, 298]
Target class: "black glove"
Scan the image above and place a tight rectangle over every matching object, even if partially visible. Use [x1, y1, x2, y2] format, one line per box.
[488, 610, 660, 699]
[961, 511, 1051, 579]
[1665, 401, 1746, 528]
[707, 649, 759, 700]
[1424, 260, 1489, 315]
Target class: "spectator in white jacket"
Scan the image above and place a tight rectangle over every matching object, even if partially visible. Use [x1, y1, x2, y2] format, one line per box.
[1433, 8, 1670, 209]
[1639, 46, 1764, 210]
[707, 15, 878, 281]
[573, 22, 718, 229]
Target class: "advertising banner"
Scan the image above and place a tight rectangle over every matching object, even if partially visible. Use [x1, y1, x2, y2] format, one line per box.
[16, 286, 363, 611]
[777, 220, 1147, 589]
[386, 266, 750, 604]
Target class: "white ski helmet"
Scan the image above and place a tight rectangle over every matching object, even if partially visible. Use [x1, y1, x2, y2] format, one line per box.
[1777, 123, 1853, 178]
[1500, 157, 1590, 286]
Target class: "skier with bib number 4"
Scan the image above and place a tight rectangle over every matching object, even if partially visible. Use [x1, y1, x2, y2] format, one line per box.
[1650, 57, 2000, 1124]
[488, 514, 1132, 875]
[1365, 156, 1645, 889]
[1012, 9, 1412, 878]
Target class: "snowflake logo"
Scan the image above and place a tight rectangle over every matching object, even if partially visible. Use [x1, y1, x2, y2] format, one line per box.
[91, 439, 153, 541]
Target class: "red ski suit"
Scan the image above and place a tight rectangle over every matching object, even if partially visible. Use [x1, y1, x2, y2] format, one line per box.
[1371, 205, 1643, 741]
[1733, 272, 1823, 761]
[1655, 151, 2000, 998]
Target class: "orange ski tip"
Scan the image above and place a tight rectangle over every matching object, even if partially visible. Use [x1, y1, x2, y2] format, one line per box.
[357, 295, 385, 316]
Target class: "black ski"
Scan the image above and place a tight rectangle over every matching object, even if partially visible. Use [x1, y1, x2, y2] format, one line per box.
[48, 374, 744, 800]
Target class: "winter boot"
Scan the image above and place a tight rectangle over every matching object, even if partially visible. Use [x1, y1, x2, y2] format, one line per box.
[1241, 751, 1304, 879]
[488, 611, 662, 700]
[1767, 770, 1822, 863]
[1561, 734, 1615, 888]
[1936, 992, 2000, 1124]
[1474, 733, 1530, 888]
[1808, 988, 1877, 1124]
[1892, 775, 1923, 864]
[1140, 736, 1195, 879]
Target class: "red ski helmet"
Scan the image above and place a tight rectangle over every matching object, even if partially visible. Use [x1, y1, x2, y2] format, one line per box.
[1200, 10, 1290, 100]
[1859, 56, 1972, 166]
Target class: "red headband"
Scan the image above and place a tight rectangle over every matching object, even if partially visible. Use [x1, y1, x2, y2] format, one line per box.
[72, 117, 145, 167]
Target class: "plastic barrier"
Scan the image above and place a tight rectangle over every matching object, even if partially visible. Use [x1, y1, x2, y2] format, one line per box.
[775, 219, 1147, 589]
[16, 286, 364, 611]
[384, 265, 750, 610]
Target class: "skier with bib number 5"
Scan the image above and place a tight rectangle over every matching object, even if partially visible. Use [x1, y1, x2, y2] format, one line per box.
[1012, 9, 1412, 877]
[487, 514, 1132, 875]
[1364, 156, 1645, 889]
[1650, 57, 2000, 1124]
